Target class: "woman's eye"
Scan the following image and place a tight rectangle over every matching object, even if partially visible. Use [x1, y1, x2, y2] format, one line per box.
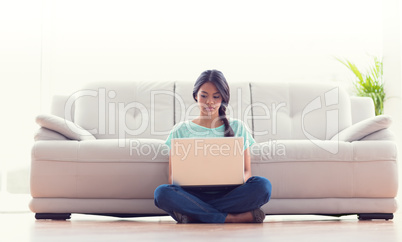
[214, 96, 220, 99]
[201, 95, 207, 98]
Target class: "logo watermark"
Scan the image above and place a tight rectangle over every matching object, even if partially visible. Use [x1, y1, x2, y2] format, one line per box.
[301, 87, 339, 154]
[127, 138, 287, 161]
[60, 86, 340, 156]
[171, 139, 244, 161]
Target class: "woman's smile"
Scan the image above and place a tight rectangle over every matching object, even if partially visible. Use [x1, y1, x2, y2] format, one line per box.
[205, 106, 215, 111]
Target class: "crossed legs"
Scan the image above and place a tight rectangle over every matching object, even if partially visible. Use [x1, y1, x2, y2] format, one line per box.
[154, 176, 272, 223]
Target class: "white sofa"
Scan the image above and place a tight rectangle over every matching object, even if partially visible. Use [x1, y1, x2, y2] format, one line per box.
[30, 81, 398, 220]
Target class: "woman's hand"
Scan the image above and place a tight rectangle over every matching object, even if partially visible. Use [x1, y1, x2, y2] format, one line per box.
[244, 147, 252, 181]
[168, 151, 173, 184]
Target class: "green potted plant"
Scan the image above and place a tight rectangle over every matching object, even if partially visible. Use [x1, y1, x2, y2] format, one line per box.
[336, 56, 385, 115]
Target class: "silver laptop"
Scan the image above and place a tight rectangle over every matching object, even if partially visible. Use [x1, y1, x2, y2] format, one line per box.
[171, 137, 244, 190]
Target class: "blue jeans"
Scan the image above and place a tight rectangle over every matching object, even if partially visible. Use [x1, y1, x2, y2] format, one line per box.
[154, 176, 272, 223]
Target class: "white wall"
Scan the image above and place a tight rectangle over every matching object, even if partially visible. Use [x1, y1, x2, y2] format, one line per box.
[383, 0, 402, 205]
[42, 0, 382, 97]
[0, 0, 389, 192]
[0, 1, 41, 172]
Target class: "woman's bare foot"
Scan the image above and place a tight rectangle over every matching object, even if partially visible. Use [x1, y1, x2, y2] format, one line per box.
[225, 209, 265, 223]
[225, 212, 253, 223]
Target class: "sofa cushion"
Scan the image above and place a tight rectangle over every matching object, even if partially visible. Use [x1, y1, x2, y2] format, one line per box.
[250, 139, 397, 163]
[36, 114, 96, 141]
[330, 115, 392, 142]
[250, 140, 398, 199]
[250, 82, 352, 142]
[31, 139, 170, 199]
[349, 96, 375, 124]
[74, 81, 175, 140]
[30, 139, 398, 199]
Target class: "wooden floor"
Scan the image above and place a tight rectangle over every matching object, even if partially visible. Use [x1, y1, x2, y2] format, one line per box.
[1, 211, 401, 242]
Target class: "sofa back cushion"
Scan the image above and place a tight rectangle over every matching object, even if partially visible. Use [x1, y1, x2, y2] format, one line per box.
[250, 82, 352, 143]
[61, 80, 352, 142]
[73, 81, 175, 140]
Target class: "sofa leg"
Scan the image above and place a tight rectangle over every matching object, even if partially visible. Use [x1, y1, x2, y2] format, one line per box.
[358, 213, 393, 221]
[35, 213, 71, 220]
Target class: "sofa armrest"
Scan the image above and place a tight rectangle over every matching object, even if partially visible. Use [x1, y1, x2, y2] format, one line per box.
[35, 114, 96, 141]
[359, 128, 396, 141]
[331, 115, 392, 142]
[350, 97, 375, 124]
[34, 127, 69, 141]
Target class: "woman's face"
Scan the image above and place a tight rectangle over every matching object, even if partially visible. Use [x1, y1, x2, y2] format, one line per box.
[196, 82, 223, 118]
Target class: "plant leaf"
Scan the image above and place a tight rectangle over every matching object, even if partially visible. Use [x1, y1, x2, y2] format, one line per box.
[336, 56, 385, 115]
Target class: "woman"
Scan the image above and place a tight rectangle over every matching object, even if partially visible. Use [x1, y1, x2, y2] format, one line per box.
[154, 70, 272, 223]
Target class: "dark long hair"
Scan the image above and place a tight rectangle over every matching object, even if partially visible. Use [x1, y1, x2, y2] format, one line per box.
[192, 70, 234, 137]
